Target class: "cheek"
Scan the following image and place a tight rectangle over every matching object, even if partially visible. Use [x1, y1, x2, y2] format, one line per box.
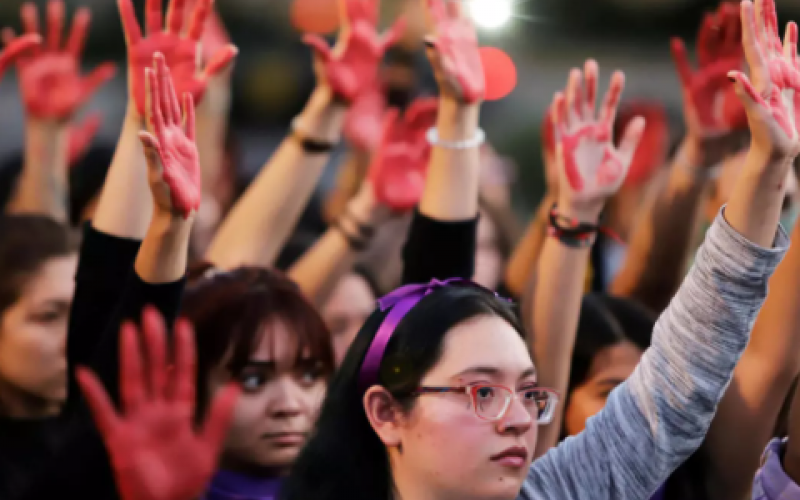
[563, 389, 607, 436]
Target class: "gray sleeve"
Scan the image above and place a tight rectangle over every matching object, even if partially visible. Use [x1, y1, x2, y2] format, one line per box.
[520, 209, 789, 500]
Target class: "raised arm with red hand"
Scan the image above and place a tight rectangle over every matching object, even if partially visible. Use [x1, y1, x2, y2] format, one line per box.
[139, 53, 202, 219]
[119, 0, 237, 117]
[3, 1, 116, 120]
[76, 307, 240, 500]
[304, 0, 405, 103]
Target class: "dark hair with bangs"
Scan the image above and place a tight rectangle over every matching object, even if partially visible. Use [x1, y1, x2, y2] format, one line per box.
[182, 263, 335, 415]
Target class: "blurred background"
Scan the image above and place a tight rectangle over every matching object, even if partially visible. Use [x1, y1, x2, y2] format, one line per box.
[1, 0, 798, 214]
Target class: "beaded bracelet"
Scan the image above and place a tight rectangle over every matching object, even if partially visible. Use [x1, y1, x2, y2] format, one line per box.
[426, 127, 486, 150]
[291, 117, 337, 154]
[548, 204, 601, 248]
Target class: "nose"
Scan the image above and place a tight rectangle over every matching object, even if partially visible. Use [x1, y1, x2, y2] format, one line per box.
[267, 376, 305, 418]
[496, 394, 533, 435]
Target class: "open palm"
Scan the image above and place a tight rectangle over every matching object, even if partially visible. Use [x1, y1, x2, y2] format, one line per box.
[76, 308, 239, 500]
[553, 60, 645, 212]
[139, 53, 201, 219]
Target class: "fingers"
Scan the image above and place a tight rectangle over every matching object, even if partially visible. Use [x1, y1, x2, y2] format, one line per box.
[166, 0, 188, 34]
[141, 306, 168, 399]
[68, 113, 103, 165]
[564, 68, 583, 123]
[382, 18, 407, 50]
[203, 44, 238, 79]
[79, 63, 117, 107]
[426, 0, 448, 25]
[761, 0, 782, 53]
[584, 59, 598, 120]
[145, 65, 165, 137]
[21, 3, 40, 36]
[146, 0, 164, 34]
[785, 22, 798, 68]
[697, 12, 720, 66]
[76, 367, 121, 439]
[183, 92, 196, 141]
[728, 69, 768, 109]
[598, 71, 625, 129]
[670, 38, 693, 90]
[120, 322, 145, 413]
[118, 0, 142, 46]
[138, 130, 164, 159]
[379, 108, 400, 145]
[47, 0, 65, 51]
[551, 91, 568, 138]
[741, 1, 767, 76]
[616, 116, 646, 162]
[405, 97, 438, 128]
[303, 34, 332, 63]
[200, 382, 241, 451]
[154, 54, 181, 125]
[187, 0, 211, 41]
[445, 0, 462, 19]
[0, 33, 41, 73]
[721, 3, 743, 52]
[170, 318, 197, 409]
[66, 8, 90, 57]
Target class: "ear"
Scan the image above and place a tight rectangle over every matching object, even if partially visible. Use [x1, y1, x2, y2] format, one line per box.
[363, 385, 405, 447]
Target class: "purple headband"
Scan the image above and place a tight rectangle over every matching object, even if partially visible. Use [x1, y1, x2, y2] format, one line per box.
[358, 278, 508, 392]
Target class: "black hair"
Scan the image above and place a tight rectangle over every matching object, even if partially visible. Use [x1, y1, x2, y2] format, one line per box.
[282, 285, 523, 500]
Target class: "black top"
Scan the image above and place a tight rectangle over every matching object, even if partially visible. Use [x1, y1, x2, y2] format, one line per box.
[19, 210, 477, 500]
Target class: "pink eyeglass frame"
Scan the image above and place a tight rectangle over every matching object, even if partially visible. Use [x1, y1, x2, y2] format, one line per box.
[413, 384, 560, 424]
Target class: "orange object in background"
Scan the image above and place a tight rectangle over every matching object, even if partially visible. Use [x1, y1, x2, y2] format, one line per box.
[291, 0, 340, 34]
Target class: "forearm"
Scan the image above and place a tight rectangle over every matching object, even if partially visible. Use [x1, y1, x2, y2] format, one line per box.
[324, 150, 370, 221]
[206, 87, 346, 269]
[504, 193, 555, 298]
[7, 121, 69, 222]
[91, 105, 151, 238]
[418, 99, 481, 221]
[196, 84, 230, 191]
[135, 211, 193, 284]
[610, 140, 710, 312]
[289, 228, 359, 306]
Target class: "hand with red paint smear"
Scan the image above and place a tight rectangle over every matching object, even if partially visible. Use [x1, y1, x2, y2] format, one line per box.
[671, 2, 747, 140]
[423, 0, 484, 104]
[304, 0, 405, 104]
[67, 113, 102, 166]
[139, 54, 202, 219]
[552, 60, 645, 221]
[729, 0, 800, 160]
[368, 98, 439, 211]
[3, 1, 116, 121]
[118, 0, 238, 118]
[0, 32, 39, 81]
[344, 84, 386, 151]
[76, 307, 240, 500]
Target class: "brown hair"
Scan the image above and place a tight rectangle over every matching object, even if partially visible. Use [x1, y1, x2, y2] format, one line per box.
[0, 215, 78, 315]
[183, 263, 335, 413]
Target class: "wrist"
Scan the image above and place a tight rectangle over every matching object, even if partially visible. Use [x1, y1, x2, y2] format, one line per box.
[298, 86, 347, 143]
[555, 200, 603, 225]
[746, 142, 794, 185]
[436, 99, 480, 141]
[348, 186, 391, 226]
[149, 208, 196, 237]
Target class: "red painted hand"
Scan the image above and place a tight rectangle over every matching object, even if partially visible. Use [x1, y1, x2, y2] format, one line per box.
[67, 112, 102, 166]
[553, 60, 644, 215]
[76, 307, 240, 500]
[672, 2, 746, 135]
[3, 1, 115, 121]
[729, 0, 800, 159]
[423, 0, 484, 104]
[119, 0, 238, 117]
[183, 0, 230, 65]
[344, 84, 386, 151]
[304, 0, 405, 103]
[139, 54, 202, 219]
[368, 98, 438, 211]
[0, 33, 40, 81]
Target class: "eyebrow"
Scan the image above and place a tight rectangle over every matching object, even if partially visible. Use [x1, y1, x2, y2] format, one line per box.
[454, 366, 537, 380]
[242, 361, 276, 369]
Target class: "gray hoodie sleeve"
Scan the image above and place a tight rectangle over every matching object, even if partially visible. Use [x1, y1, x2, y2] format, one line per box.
[519, 209, 789, 500]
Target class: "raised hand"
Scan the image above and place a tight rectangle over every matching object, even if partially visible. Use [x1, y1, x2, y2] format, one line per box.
[552, 60, 645, 218]
[671, 3, 747, 137]
[344, 84, 386, 151]
[728, 0, 800, 159]
[303, 0, 405, 103]
[68, 113, 102, 166]
[368, 98, 438, 211]
[76, 307, 240, 500]
[139, 54, 202, 219]
[119, 0, 238, 117]
[0, 32, 39, 81]
[423, 0, 484, 104]
[3, 1, 115, 121]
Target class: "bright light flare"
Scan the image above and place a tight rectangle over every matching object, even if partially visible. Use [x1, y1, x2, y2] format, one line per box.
[468, 0, 513, 30]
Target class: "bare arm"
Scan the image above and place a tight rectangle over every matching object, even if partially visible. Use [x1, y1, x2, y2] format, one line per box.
[504, 192, 555, 298]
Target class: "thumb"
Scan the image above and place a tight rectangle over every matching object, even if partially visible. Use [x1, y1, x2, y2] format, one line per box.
[138, 130, 165, 176]
[728, 70, 767, 111]
[302, 34, 331, 63]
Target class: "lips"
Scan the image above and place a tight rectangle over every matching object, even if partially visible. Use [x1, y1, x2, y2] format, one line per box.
[490, 446, 529, 468]
[262, 432, 307, 446]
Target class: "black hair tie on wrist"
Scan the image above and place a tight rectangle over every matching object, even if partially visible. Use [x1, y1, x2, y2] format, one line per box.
[292, 118, 336, 154]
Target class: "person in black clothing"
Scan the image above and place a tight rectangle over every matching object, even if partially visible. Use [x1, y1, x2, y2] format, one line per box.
[0, 215, 78, 499]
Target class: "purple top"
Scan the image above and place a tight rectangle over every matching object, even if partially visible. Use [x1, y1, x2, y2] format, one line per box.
[203, 470, 282, 500]
[649, 483, 666, 500]
[752, 438, 800, 500]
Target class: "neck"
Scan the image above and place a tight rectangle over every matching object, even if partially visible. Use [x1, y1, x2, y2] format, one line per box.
[0, 379, 60, 419]
[390, 460, 464, 500]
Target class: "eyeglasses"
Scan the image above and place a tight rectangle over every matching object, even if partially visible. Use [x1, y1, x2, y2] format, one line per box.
[413, 384, 559, 424]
